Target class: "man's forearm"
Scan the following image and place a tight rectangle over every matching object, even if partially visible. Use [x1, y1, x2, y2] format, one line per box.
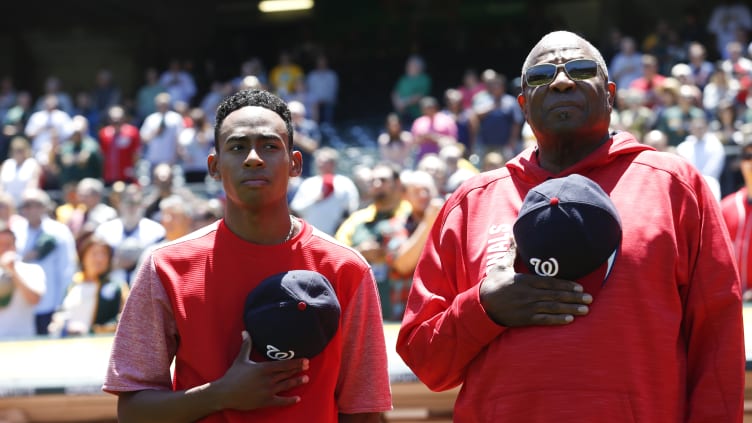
[339, 412, 383, 423]
[117, 384, 221, 423]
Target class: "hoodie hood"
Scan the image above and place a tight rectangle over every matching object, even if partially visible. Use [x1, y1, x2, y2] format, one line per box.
[506, 131, 654, 185]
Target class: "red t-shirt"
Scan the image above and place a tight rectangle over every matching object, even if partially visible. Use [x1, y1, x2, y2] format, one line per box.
[104, 219, 392, 421]
[98, 124, 141, 184]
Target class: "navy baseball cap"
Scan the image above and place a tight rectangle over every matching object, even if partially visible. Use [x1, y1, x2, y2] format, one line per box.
[244, 270, 341, 361]
[512, 174, 622, 294]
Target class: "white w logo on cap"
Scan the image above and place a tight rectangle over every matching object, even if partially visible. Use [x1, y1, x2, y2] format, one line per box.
[529, 257, 559, 277]
[266, 345, 295, 360]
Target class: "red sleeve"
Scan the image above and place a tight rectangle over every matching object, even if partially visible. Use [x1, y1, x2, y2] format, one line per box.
[396, 200, 505, 392]
[682, 172, 745, 421]
[721, 191, 739, 237]
[336, 269, 392, 413]
[102, 255, 177, 394]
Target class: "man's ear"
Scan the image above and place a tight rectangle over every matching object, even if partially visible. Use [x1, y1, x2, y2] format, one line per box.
[289, 150, 303, 177]
[517, 93, 528, 119]
[606, 81, 616, 110]
[207, 153, 220, 180]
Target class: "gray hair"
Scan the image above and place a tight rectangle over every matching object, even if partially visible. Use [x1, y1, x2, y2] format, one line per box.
[159, 194, 194, 219]
[77, 177, 105, 197]
[400, 170, 438, 198]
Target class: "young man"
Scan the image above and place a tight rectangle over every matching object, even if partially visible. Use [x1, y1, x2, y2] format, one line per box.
[104, 90, 391, 422]
[397, 31, 744, 421]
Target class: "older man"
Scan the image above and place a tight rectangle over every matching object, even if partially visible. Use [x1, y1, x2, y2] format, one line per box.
[397, 30, 743, 421]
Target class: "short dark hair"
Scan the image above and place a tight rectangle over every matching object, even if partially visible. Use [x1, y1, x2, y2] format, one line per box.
[214, 89, 294, 151]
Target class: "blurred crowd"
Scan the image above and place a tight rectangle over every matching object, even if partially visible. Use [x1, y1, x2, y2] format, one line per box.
[1, 1, 752, 338]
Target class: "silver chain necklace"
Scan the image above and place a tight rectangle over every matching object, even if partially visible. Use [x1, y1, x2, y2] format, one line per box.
[284, 215, 296, 242]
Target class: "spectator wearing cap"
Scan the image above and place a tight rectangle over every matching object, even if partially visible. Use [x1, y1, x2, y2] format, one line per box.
[290, 147, 360, 236]
[14, 188, 77, 335]
[670, 63, 695, 87]
[53, 115, 103, 188]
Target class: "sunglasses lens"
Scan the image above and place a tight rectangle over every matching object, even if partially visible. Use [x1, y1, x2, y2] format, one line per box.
[742, 152, 752, 161]
[525, 64, 556, 87]
[565, 59, 599, 80]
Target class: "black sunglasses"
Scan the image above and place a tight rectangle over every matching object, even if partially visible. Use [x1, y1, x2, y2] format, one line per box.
[741, 151, 752, 161]
[524, 59, 600, 87]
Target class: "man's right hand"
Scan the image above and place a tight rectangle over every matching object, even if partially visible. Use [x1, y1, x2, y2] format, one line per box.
[479, 265, 592, 327]
[213, 331, 309, 411]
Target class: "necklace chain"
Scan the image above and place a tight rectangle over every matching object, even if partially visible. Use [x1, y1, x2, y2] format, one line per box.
[284, 215, 296, 242]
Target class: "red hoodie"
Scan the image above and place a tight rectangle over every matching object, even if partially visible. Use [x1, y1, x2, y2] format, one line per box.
[721, 187, 752, 293]
[397, 131, 744, 422]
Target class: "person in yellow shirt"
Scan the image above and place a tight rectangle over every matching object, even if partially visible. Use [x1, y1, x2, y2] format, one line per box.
[269, 51, 303, 98]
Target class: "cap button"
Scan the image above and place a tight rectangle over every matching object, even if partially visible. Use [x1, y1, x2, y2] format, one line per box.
[297, 301, 307, 311]
[550, 197, 559, 206]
